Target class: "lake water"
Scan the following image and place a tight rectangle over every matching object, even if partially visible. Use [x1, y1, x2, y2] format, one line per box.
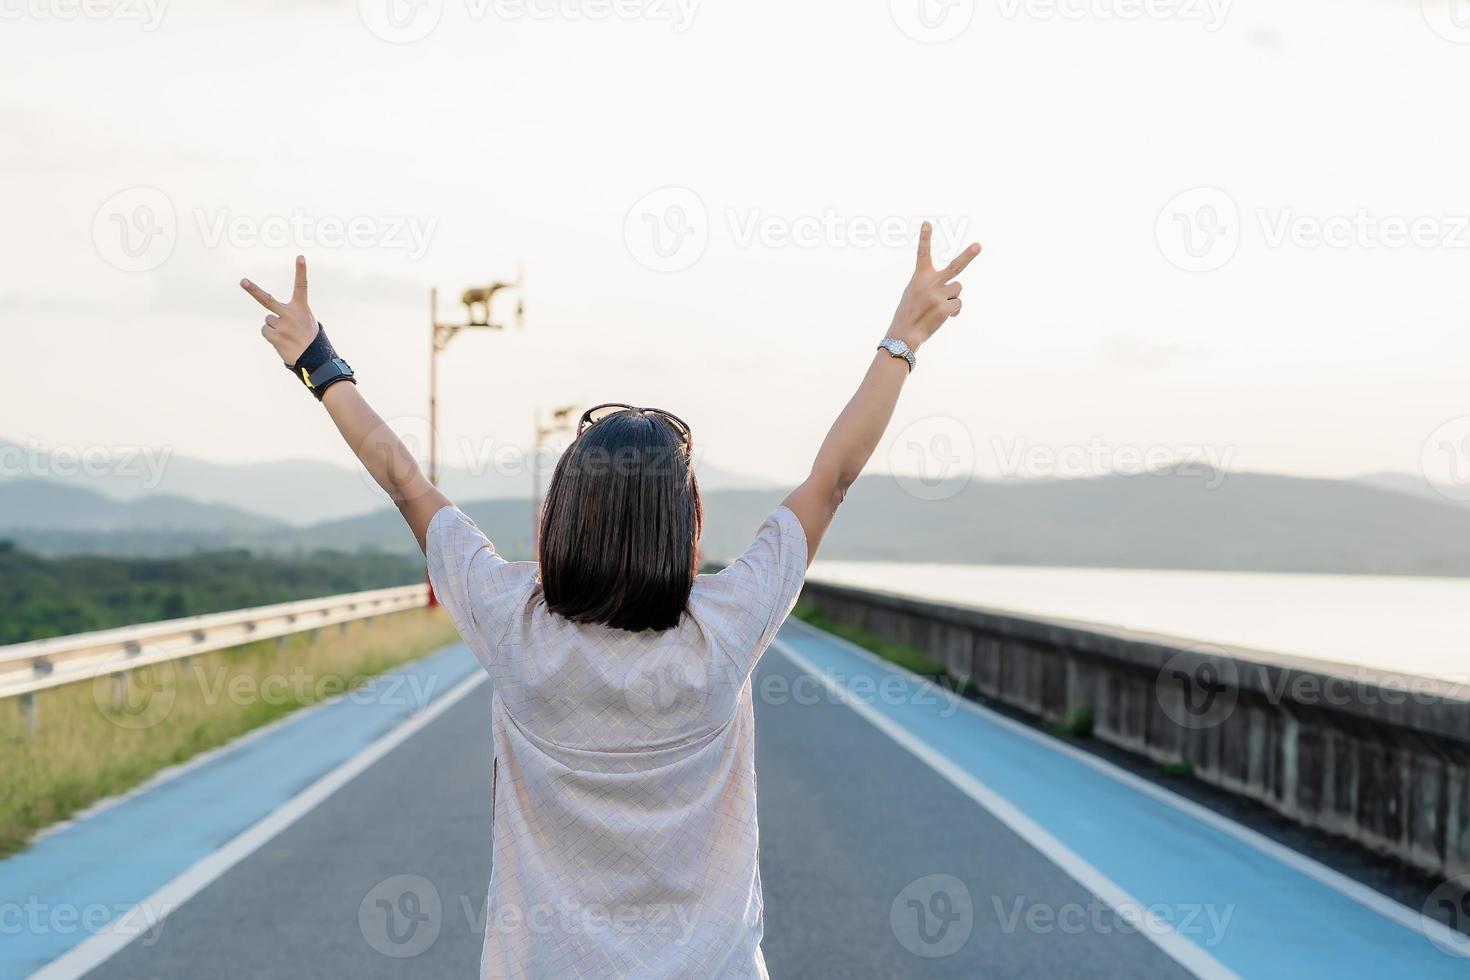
[807, 562, 1469, 684]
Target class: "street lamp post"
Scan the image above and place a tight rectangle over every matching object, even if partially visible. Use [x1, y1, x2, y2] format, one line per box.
[531, 404, 578, 548]
[427, 274, 524, 486]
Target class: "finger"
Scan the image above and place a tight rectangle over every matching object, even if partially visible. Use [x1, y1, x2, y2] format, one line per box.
[264, 314, 282, 330]
[939, 243, 982, 282]
[945, 297, 963, 318]
[290, 255, 309, 304]
[240, 278, 286, 315]
[945, 280, 964, 300]
[915, 221, 934, 272]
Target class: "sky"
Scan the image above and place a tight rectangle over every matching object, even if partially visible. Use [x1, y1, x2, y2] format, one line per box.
[2, 0, 1468, 495]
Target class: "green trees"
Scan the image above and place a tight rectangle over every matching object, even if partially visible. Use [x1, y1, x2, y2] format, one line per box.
[0, 544, 422, 644]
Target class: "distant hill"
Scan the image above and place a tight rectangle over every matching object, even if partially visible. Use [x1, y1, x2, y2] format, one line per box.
[5, 467, 1470, 577]
[263, 468, 1470, 577]
[0, 438, 774, 526]
[0, 480, 283, 533]
[1354, 471, 1468, 509]
[793, 468, 1470, 576]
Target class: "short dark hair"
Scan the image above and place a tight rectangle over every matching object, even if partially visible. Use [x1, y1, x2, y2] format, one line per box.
[538, 410, 702, 632]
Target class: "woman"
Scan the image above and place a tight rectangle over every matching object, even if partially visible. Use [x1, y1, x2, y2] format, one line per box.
[240, 223, 979, 978]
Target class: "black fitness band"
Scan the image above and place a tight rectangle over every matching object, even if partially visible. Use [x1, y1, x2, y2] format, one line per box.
[285, 323, 356, 401]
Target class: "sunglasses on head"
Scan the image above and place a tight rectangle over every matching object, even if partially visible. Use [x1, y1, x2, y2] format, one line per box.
[577, 403, 693, 448]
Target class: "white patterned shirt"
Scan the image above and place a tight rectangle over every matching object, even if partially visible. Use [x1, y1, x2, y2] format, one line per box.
[426, 504, 808, 979]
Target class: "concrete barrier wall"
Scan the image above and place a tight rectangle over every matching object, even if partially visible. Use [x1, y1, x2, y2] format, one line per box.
[798, 580, 1470, 882]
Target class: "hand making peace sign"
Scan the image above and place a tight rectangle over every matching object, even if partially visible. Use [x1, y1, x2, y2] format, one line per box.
[888, 222, 982, 351]
[240, 255, 319, 365]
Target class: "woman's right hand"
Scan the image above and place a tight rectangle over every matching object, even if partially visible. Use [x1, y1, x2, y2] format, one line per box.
[241, 255, 320, 366]
[886, 222, 982, 351]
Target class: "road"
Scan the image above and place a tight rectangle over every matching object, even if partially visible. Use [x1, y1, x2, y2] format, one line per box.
[4, 621, 1465, 978]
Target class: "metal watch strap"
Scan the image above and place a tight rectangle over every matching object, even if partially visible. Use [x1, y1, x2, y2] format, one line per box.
[877, 337, 916, 372]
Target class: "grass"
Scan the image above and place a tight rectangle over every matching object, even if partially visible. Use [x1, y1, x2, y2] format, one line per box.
[791, 603, 950, 678]
[1048, 704, 1095, 739]
[0, 607, 459, 858]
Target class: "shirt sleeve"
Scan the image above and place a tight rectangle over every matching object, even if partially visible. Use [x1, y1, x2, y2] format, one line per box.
[424, 505, 536, 673]
[697, 505, 809, 676]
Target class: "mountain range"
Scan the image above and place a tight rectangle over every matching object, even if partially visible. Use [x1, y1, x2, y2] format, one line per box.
[2, 449, 1468, 576]
[0, 439, 773, 527]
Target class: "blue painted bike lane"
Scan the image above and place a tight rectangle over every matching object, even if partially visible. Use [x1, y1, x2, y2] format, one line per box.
[773, 619, 1467, 979]
[0, 643, 481, 979]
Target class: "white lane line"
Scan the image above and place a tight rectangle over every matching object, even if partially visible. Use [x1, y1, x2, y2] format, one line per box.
[32, 670, 489, 980]
[769, 633, 1240, 980]
[780, 616, 1464, 951]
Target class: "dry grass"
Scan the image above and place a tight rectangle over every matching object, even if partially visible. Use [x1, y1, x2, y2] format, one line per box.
[0, 607, 460, 857]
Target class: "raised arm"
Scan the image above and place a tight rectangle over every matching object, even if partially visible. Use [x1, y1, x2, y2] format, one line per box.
[782, 223, 981, 562]
[241, 256, 449, 553]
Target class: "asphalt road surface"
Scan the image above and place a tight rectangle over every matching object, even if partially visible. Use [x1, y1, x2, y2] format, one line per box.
[78, 642, 1183, 979]
[10, 622, 1461, 979]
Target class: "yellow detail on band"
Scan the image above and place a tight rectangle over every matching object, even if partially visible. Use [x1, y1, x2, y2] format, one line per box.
[300, 366, 314, 388]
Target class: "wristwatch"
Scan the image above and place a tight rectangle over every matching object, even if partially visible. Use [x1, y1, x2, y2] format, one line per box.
[877, 337, 916, 372]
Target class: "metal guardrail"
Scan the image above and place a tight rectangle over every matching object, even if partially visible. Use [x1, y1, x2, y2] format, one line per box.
[0, 584, 430, 703]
